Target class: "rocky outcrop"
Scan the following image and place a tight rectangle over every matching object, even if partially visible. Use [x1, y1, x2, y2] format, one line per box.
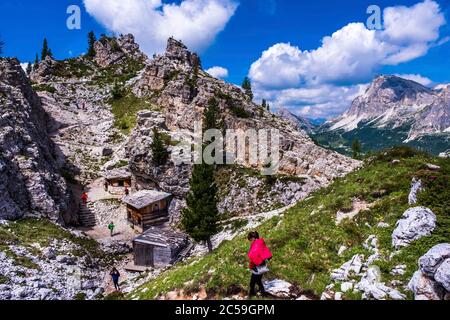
[392, 207, 436, 249]
[356, 266, 405, 300]
[408, 179, 423, 205]
[94, 34, 148, 67]
[128, 38, 360, 205]
[0, 58, 72, 222]
[408, 244, 450, 300]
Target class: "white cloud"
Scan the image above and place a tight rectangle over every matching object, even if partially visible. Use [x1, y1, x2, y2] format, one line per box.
[206, 66, 229, 79]
[20, 62, 29, 73]
[83, 0, 238, 55]
[249, 0, 446, 119]
[394, 74, 433, 86]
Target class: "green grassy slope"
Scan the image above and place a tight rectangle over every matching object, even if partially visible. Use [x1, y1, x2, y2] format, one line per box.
[129, 148, 449, 300]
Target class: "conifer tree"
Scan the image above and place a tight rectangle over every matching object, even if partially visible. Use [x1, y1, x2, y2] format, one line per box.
[41, 38, 52, 60]
[182, 97, 221, 252]
[87, 31, 96, 58]
[0, 38, 4, 56]
[242, 76, 253, 100]
[26, 63, 32, 76]
[34, 54, 39, 69]
[352, 139, 362, 160]
[150, 128, 169, 166]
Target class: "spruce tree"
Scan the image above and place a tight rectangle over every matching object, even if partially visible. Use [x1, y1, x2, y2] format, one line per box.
[352, 139, 362, 160]
[34, 53, 39, 69]
[26, 63, 32, 76]
[150, 128, 169, 166]
[262, 99, 267, 110]
[41, 38, 51, 60]
[182, 97, 221, 252]
[242, 76, 253, 100]
[87, 31, 96, 58]
[0, 38, 4, 55]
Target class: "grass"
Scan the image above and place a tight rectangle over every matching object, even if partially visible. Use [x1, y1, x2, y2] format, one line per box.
[129, 147, 449, 300]
[32, 83, 56, 94]
[0, 218, 116, 267]
[110, 90, 160, 134]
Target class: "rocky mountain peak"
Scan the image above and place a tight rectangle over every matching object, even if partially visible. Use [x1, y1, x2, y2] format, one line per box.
[164, 37, 201, 68]
[364, 75, 432, 102]
[94, 33, 147, 67]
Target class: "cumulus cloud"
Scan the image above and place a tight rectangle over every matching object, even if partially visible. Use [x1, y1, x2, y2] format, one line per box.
[394, 74, 434, 86]
[249, 0, 446, 119]
[206, 66, 229, 79]
[83, 0, 238, 55]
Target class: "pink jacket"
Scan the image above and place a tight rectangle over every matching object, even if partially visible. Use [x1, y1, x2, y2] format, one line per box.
[248, 238, 272, 270]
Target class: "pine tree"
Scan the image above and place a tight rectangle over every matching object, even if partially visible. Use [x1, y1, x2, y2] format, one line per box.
[182, 97, 221, 252]
[150, 128, 169, 166]
[266, 103, 270, 112]
[41, 38, 52, 60]
[87, 31, 96, 58]
[261, 99, 267, 110]
[352, 139, 362, 160]
[26, 63, 32, 76]
[34, 53, 39, 69]
[242, 77, 253, 100]
[0, 38, 4, 55]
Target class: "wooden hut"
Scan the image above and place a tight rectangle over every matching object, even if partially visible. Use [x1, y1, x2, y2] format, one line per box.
[123, 190, 172, 232]
[105, 168, 132, 188]
[133, 227, 188, 267]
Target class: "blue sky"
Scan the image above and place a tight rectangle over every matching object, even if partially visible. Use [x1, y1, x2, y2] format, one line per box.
[1, 0, 449, 119]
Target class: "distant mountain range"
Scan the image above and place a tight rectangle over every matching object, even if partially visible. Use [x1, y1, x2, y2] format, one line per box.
[303, 75, 450, 156]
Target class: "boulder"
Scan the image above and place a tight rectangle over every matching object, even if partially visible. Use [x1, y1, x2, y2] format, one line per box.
[341, 282, 353, 293]
[331, 254, 364, 281]
[434, 259, 450, 291]
[425, 163, 441, 171]
[392, 207, 436, 249]
[42, 247, 56, 260]
[263, 279, 293, 299]
[419, 243, 450, 278]
[408, 271, 445, 300]
[356, 266, 406, 300]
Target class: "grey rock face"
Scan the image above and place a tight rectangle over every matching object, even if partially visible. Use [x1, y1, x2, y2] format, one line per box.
[94, 34, 147, 67]
[419, 244, 450, 278]
[0, 58, 72, 222]
[129, 38, 360, 207]
[408, 270, 445, 300]
[435, 259, 450, 291]
[392, 207, 436, 249]
[325, 75, 450, 141]
[408, 179, 422, 205]
[356, 266, 406, 300]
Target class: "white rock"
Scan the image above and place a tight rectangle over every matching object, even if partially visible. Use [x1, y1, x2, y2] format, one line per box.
[263, 279, 293, 298]
[408, 179, 423, 205]
[356, 266, 406, 300]
[408, 271, 445, 300]
[337, 245, 348, 256]
[434, 258, 450, 291]
[392, 207, 436, 249]
[341, 282, 353, 293]
[42, 247, 56, 260]
[419, 243, 450, 278]
[331, 254, 364, 281]
[334, 292, 343, 300]
[377, 222, 390, 228]
[425, 163, 441, 171]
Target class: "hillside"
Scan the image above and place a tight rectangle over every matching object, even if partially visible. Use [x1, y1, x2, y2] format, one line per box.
[314, 76, 450, 156]
[128, 148, 449, 300]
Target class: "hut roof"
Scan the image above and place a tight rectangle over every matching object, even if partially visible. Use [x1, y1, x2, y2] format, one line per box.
[134, 227, 188, 248]
[105, 168, 132, 180]
[123, 190, 172, 210]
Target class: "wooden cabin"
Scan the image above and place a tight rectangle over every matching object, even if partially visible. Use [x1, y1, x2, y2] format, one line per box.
[123, 190, 172, 232]
[105, 168, 132, 188]
[133, 227, 188, 267]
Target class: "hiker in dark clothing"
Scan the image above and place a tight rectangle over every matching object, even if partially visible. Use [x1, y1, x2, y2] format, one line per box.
[110, 268, 121, 291]
[247, 231, 272, 297]
[124, 187, 129, 196]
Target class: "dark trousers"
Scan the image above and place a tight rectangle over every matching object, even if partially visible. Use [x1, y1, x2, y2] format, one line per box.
[249, 273, 265, 296]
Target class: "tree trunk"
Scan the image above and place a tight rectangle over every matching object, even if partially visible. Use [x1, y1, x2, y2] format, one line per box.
[206, 238, 213, 253]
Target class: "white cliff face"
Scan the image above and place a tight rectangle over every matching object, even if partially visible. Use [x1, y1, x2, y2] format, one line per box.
[326, 75, 450, 141]
[0, 58, 73, 222]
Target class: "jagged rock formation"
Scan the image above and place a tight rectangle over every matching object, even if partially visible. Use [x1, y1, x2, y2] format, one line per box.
[392, 207, 436, 249]
[0, 58, 73, 222]
[277, 107, 316, 134]
[127, 38, 360, 204]
[316, 75, 450, 155]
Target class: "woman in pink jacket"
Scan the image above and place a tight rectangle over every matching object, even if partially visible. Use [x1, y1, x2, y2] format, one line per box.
[247, 231, 272, 297]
